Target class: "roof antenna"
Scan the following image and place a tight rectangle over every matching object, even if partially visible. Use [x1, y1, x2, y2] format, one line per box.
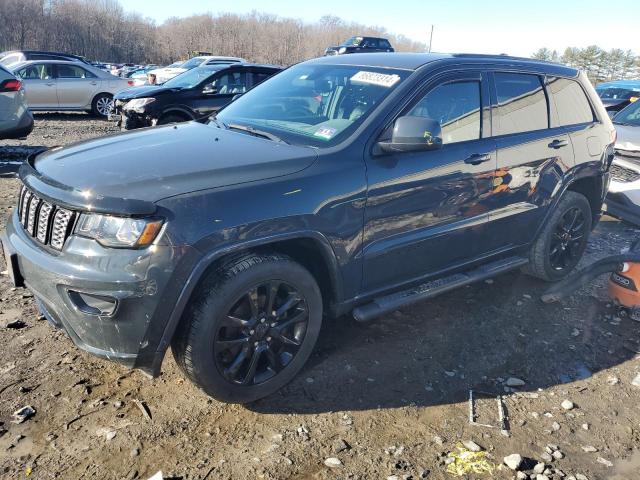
[428, 25, 434, 53]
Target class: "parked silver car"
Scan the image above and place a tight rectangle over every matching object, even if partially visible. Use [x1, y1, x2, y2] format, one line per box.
[0, 65, 33, 139]
[11, 60, 134, 117]
[603, 101, 640, 225]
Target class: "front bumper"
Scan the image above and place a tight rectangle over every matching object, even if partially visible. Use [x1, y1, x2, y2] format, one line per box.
[1, 210, 180, 369]
[110, 107, 154, 130]
[603, 154, 640, 226]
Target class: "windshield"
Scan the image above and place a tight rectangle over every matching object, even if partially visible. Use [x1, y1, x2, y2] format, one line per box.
[167, 61, 183, 68]
[613, 101, 640, 126]
[216, 64, 410, 147]
[163, 65, 222, 89]
[180, 57, 206, 70]
[597, 87, 640, 100]
[341, 36, 363, 46]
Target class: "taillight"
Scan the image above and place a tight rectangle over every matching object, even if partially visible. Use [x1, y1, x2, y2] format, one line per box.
[0, 79, 22, 92]
[127, 80, 134, 86]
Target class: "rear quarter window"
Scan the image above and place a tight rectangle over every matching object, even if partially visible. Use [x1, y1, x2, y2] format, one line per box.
[547, 77, 595, 126]
[494, 72, 548, 135]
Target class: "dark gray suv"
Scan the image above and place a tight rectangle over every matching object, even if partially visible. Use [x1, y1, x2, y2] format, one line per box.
[1, 53, 614, 403]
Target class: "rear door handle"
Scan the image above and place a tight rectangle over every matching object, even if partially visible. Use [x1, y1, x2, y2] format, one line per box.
[548, 139, 569, 149]
[90, 81, 98, 85]
[45, 82, 55, 86]
[464, 153, 492, 165]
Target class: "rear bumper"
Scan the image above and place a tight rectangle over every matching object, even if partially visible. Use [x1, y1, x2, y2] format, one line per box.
[0, 110, 34, 140]
[1, 210, 195, 372]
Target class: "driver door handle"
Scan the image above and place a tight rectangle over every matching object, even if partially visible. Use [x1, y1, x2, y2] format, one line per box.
[548, 139, 569, 149]
[464, 153, 492, 165]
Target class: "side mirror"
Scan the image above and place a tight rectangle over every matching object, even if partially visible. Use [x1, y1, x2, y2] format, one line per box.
[203, 83, 217, 95]
[378, 116, 443, 154]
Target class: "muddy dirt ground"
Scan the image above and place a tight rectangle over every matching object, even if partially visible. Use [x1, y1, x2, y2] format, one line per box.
[0, 114, 639, 480]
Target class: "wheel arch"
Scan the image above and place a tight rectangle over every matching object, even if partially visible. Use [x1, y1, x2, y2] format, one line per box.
[158, 107, 195, 122]
[92, 91, 113, 104]
[145, 231, 343, 376]
[565, 174, 604, 225]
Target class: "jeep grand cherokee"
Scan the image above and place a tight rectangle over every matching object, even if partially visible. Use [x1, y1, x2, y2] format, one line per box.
[1, 53, 614, 403]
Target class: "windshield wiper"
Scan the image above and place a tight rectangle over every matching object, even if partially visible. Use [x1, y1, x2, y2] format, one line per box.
[227, 123, 288, 144]
[209, 113, 227, 129]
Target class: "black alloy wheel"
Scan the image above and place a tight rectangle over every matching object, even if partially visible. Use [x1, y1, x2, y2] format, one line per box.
[548, 206, 587, 271]
[215, 281, 309, 386]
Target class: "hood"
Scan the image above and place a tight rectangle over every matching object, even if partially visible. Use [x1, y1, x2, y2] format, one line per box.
[615, 123, 640, 155]
[114, 85, 179, 101]
[22, 122, 317, 215]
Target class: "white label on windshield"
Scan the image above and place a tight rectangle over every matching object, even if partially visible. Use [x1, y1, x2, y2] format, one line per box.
[314, 126, 337, 140]
[351, 71, 400, 87]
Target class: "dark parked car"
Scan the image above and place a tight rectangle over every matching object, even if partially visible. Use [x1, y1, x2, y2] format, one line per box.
[1, 53, 614, 403]
[324, 36, 394, 55]
[110, 63, 281, 129]
[596, 80, 640, 115]
[0, 50, 89, 68]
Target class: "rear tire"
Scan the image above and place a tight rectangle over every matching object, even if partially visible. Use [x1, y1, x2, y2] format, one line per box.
[172, 253, 323, 403]
[523, 191, 592, 281]
[91, 93, 113, 118]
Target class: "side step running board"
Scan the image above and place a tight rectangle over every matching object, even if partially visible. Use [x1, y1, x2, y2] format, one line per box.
[352, 256, 528, 322]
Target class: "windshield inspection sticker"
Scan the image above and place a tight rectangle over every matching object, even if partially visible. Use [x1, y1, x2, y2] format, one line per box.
[314, 127, 337, 140]
[351, 71, 401, 87]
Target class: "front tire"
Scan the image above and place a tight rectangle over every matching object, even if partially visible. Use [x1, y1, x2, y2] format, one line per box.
[172, 253, 323, 403]
[524, 191, 592, 281]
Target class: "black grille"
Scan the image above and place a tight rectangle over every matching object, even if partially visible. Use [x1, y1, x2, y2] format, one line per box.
[17, 185, 76, 251]
[610, 164, 640, 183]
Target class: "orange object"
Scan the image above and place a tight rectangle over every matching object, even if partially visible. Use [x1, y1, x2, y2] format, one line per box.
[608, 262, 640, 308]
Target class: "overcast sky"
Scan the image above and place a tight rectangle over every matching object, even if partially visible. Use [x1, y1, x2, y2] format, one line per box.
[119, 0, 639, 58]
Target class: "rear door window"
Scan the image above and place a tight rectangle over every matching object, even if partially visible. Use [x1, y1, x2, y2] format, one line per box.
[408, 80, 482, 144]
[213, 71, 248, 95]
[57, 65, 95, 79]
[547, 77, 594, 125]
[494, 72, 548, 135]
[250, 71, 273, 87]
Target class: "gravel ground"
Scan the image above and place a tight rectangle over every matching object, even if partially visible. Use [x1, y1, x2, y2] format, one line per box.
[1, 114, 640, 480]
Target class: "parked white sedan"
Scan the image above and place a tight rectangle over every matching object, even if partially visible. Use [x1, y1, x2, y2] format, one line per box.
[11, 60, 134, 117]
[149, 56, 245, 84]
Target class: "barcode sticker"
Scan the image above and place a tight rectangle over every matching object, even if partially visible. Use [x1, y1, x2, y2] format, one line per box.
[351, 71, 401, 87]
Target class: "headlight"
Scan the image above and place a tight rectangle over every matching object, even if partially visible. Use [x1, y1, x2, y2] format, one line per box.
[75, 213, 163, 248]
[338, 47, 347, 54]
[124, 97, 156, 112]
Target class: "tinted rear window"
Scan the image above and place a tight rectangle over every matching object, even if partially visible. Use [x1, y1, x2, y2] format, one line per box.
[494, 72, 548, 135]
[547, 77, 594, 126]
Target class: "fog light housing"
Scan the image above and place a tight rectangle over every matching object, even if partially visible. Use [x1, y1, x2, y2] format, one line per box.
[68, 290, 118, 316]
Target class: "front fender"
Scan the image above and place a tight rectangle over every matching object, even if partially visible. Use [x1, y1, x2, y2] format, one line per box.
[138, 230, 343, 377]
